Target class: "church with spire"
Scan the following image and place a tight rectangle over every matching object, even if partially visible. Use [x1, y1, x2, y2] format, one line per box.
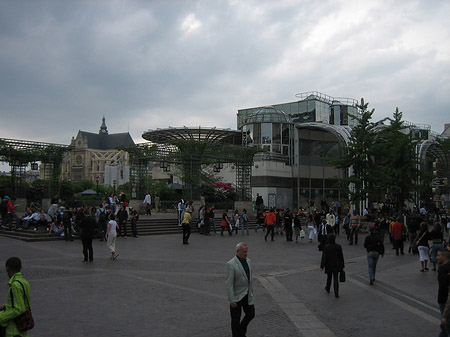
[61, 117, 135, 185]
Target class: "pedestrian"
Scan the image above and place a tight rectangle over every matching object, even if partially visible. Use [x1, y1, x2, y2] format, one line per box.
[437, 249, 450, 337]
[307, 214, 316, 243]
[182, 206, 192, 244]
[232, 210, 240, 235]
[143, 191, 152, 215]
[416, 222, 431, 272]
[320, 234, 345, 298]
[255, 210, 265, 232]
[293, 213, 301, 242]
[318, 219, 332, 251]
[391, 217, 407, 255]
[349, 212, 360, 245]
[96, 204, 108, 241]
[225, 242, 255, 337]
[177, 199, 185, 226]
[79, 209, 96, 263]
[130, 208, 139, 238]
[264, 208, 276, 242]
[220, 210, 232, 237]
[363, 227, 385, 285]
[117, 204, 128, 238]
[0, 257, 33, 337]
[430, 223, 445, 271]
[284, 208, 293, 241]
[106, 214, 119, 260]
[241, 209, 249, 235]
[343, 212, 351, 241]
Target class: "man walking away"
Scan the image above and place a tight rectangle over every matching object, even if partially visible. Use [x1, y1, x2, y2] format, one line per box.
[364, 227, 385, 285]
[226, 242, 255, 337]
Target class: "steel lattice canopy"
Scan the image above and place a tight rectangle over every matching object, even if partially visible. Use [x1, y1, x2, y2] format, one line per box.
[142, 127, 242, 145]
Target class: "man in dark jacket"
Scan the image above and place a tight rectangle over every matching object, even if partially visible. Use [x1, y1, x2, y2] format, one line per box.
[80, 209, 96, 263]
[117, 204, 128, 238]
[364, 227, 385, 285]
[318, 219, 333, 251]
[320, 234, 345, 298]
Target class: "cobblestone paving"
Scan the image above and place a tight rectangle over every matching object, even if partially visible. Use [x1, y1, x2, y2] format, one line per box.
[0, 229, 443, 336]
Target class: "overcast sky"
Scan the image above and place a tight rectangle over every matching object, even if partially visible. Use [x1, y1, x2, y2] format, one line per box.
[1, 0, 449, 147]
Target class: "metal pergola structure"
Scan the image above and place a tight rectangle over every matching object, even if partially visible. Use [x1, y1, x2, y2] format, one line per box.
[0, 138, 71, 198]
[124, 127, 261, 200]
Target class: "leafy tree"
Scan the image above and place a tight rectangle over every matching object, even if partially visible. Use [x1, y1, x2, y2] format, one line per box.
[329, 98, 379, 214]
[376, 108, 419, 211]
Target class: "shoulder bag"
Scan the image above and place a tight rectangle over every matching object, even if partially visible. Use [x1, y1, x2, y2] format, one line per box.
[339, 270, 346, 282]
[10, 280, 34, 332]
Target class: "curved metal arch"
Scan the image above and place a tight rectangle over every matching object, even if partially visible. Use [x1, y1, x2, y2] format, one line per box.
[295, 122, 352, 147]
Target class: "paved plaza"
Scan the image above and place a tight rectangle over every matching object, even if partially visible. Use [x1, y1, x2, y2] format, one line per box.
[0, 221, 443, 337]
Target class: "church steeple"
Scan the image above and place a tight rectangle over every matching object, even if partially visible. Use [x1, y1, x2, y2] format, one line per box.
[99, 116, 108, 134]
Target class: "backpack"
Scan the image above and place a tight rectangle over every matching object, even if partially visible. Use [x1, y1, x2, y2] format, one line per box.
[99, 209, 107, 222]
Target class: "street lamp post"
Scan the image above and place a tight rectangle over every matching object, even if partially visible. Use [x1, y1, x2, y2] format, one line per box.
[113, 180, 117, 195]
[96, 176, 100, 194]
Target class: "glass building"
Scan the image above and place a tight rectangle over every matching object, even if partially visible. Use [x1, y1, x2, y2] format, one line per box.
[238, 92, 357, 210]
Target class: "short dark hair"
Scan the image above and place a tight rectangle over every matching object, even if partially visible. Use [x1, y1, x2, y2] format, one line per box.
[327, 233, 336, 244]
[6, 257, 22, 272]
[110, 214, 115, 220]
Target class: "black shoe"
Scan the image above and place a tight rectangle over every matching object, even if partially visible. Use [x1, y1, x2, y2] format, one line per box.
[335, 294, 339, 298]
[325, 287, 330, 293]
[369, 280, 374, 285]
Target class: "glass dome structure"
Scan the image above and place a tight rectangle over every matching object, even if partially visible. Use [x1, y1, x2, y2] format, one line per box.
[241, 106, 293, 162]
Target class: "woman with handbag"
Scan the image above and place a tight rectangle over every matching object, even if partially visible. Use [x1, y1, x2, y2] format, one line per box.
[320, 234, 345, 298]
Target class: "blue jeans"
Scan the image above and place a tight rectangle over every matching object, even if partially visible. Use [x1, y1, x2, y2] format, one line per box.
[210, 218, 217, 233]
[367, 251, 379, 281]
[241, 221, 249, 235]
[432, 243, 445, 263]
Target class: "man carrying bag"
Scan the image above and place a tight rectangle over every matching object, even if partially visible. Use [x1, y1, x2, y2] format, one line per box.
[0, 257, 33, 337]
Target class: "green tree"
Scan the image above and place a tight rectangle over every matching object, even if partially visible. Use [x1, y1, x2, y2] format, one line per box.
[329, 98, 379, 214]
[377, 108, 419, 211]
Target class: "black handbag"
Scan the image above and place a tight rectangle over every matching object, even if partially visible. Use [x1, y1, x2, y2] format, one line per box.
[339, 270, 346, 282]
[10, 280, 34, 332]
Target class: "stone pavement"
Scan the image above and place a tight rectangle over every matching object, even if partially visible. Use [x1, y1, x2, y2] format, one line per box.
[0, 226, 442, 337]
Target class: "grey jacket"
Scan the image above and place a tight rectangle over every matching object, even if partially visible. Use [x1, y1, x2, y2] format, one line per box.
[226, 256, 254, 305]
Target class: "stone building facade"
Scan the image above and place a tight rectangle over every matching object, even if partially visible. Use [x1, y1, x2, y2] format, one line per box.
[60, 117, 135, 186]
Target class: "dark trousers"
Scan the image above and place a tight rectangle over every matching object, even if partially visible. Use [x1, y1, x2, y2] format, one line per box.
[182, 223, 191, 243]
[64, 224, 73, 241]
[230, 295, 255, 337]
[326, 272, 339, 296]
[131, 219, 138, 237]
[394, 239, 404, 255]
[99, 221, 107, 239]
[334, 224, 340, 235]
[82, 237, 93, 262]
[265, 226, 275, 241]
[285, 226, 293, 241]
[119, 220, 127, 237]
[349, 227, 358, 245]
[221, 225, 232, 236]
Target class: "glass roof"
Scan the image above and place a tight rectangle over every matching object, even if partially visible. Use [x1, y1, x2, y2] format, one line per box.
[244, 106, 291, 124]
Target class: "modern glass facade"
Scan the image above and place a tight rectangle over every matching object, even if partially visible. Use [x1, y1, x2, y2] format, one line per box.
[238, 91, 359, 129]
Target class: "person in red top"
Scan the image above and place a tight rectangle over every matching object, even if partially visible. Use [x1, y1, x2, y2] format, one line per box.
[391, 217, 406, 255]
[6, 197, 19, 231]
[264, 208, 276, 242]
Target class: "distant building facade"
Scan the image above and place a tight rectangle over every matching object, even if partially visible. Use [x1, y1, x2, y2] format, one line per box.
[60, 117, 135, 186]
[235, 92, 449, 210]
